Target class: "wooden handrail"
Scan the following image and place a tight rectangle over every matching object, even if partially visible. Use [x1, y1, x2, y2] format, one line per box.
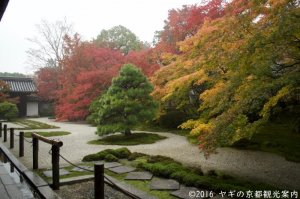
[31, 133, 63, 147]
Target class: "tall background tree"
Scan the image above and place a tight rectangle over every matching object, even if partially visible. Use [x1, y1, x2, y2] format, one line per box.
[91, 64, 158, 136]
[94, 25, 146, 55]
[27, 19, 73, 69]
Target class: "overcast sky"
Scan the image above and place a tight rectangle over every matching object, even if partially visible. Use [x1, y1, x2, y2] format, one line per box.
[0, 0, 202, 75]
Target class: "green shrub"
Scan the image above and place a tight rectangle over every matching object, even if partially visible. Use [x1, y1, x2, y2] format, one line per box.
[128, 152, 146, 161]
[112, 147, 131, 159]
[206, 170, 218, 177]
[183, 173, 202, 186]
[147, 155, 176, 164]
[189, 167, 204, 175]
[82, 154, 101, 162]
[82, 148, 131, 162]
[170, 170, 189, 182]
[104, 154, 118, 162]
[0, 102, 18, 120]
[139, 162, 183, 178]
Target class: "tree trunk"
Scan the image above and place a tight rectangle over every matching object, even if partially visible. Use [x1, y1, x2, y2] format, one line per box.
[124, 128, 131, 136]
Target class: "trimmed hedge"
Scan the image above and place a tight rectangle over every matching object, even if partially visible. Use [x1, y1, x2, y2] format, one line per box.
[0, 102, 18, 120]
[82, 147, 131, 162]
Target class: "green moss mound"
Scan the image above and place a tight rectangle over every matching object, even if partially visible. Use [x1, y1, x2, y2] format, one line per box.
[82, 147, 131, 162]
[88, 132, 166, 146]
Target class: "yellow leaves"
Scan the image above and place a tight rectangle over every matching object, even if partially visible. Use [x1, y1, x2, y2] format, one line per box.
[267, 0, 289, 8]
[161, 70, 207, 102]
[260, 86, 292, 118]
[161, 53, 177, 66]
[200, 81, 226, 104]
[180, 119, 213, 137]
[178, 18, 221, 53]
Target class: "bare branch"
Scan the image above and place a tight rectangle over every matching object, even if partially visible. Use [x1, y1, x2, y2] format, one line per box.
[26, 18, 73, 69]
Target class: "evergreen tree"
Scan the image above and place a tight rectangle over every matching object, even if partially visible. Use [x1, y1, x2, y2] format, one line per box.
[92, 64, 157, 136]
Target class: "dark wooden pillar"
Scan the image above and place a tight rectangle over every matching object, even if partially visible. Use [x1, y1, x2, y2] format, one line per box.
[19, 132, 24, 157]
[10, 128, 14, 148]
[3, 124, 7, 142]
[0, 122, 2, 137]
[94, 163, 105, 199]
[32, 137, 39, 169]
[51, 144, 60, 190]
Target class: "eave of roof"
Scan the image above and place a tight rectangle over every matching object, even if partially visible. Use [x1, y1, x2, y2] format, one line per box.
[0, 76, 37, 93]
[0, 0, 9, 21]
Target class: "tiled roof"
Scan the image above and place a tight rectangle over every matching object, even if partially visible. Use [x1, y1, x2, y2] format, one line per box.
[0, 77, 37, 93]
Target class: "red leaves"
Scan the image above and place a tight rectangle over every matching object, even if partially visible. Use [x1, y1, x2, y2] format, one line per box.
[35, 67, 60, 101]
[154, 0, 226, 55]
[55, 41, 125, 121]
[126, 49, 160, 77]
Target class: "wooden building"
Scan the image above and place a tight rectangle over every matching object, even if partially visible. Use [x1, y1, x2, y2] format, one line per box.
[0, 77, 39, 117]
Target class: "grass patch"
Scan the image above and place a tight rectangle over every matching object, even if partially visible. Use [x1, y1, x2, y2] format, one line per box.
[24, 131, 71, 138]
[88, 132, 166, 146]
[232, 112, 300, 162]
[12, 119, 58, 130]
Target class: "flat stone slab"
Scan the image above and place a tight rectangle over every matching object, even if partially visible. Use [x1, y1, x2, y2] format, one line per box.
[104, 162, 122, 169]
[171, 185, 212, 199]
[150, 177, 180, 190]
[43, 169, 70, 177]
[108, 166, 136, 174]
[125, 171, 153, 180]
[71, 166, 93, 172]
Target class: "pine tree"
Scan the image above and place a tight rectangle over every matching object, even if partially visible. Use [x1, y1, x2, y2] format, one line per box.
[93, 64, 158, 136]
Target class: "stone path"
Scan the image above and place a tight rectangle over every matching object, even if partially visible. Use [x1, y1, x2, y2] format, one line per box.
[2, 117, 300, 190]
[0, 162, 34, 199]
[108, 166, 136, 174]
[125, 171, 153, 180]
[150, 177, 180, 190]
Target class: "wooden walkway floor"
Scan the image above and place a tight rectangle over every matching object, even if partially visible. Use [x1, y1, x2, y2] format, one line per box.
[0, 162, 32, 199]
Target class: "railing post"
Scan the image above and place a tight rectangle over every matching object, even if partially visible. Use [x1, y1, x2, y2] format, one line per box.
[3, 154, 7, 163]
[10, 128, 14, 149]
[33, 137, 39, 169]
[3, 124, 7, 142]
[0, 122, 2, 137]
[19, 132, 24, 157]
[10, 162, 14, 172]
[51, 144, 60, 190]
[94, 163, 105, 199]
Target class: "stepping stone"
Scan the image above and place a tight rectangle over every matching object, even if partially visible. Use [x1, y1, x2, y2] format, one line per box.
[71, 166, 93, 172]
[104, 162, 122, 169]
[150, 177, 180, 190]
[43, 169, 70, 177]
[125, 171, 153, 180]
[108, 166, 136, 174]
[171, 185, 212, 199]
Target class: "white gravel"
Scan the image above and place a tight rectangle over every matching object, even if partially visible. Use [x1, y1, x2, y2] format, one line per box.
[3, 117, 300, 190]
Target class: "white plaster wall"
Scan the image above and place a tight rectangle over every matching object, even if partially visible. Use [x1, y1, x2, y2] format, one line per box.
[26, 102, 39, 116]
